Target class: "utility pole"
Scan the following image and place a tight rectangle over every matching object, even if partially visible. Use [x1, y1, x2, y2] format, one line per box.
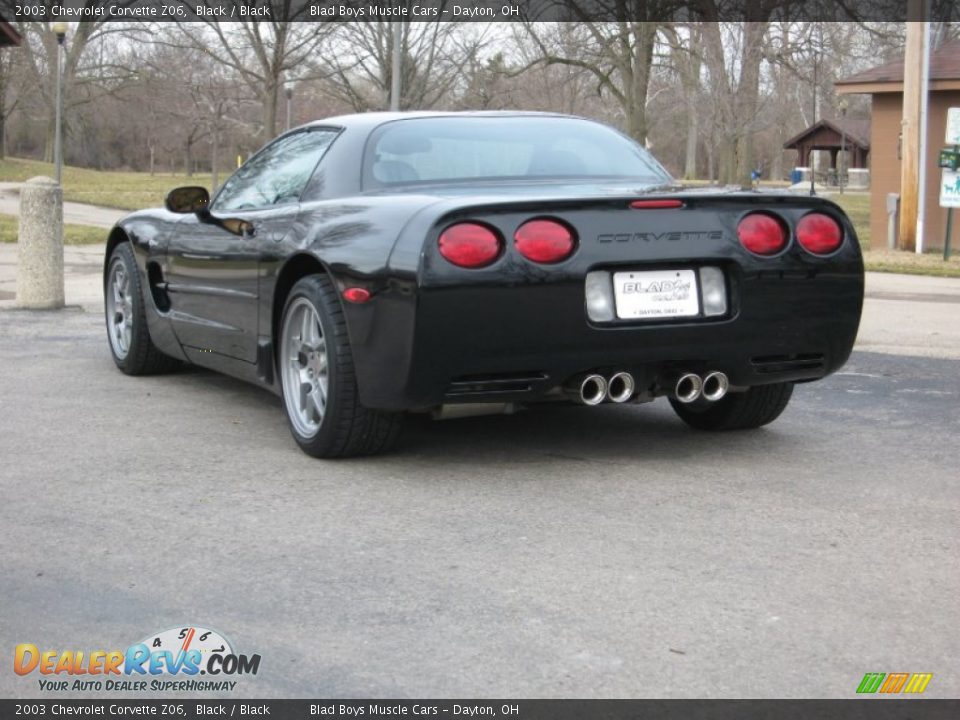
[916, 18, 932, 254]
[899, 9, 925, 251]
[390, 22, 402, 111]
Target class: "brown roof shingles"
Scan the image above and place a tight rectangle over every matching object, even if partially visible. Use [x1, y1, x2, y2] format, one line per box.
[837, 39, 960, 85]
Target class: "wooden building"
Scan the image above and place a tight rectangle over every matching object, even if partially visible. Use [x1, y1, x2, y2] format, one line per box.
[783, 118, 870, 174]
[836, 40, 960, 251]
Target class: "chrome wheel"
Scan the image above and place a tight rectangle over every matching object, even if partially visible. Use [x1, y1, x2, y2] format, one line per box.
[106, 259, 133, 359]
[280, 297, 329, 438]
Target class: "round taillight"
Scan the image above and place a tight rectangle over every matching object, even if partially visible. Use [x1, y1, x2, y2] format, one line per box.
[797, 213, 843, 255]
[737, 213, 788, 256]
[438, 222, 502, 268]
[514, 219, 577, 264]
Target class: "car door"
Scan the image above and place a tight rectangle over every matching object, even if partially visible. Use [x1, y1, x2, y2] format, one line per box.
[164, 128, 340, 363]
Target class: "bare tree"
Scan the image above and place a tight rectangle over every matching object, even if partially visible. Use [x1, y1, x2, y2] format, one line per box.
[0, 42, 30, 159]
[521, 3, 689, 144]
[163, 5, 331, 139]
[319, 14, 488, 111]
[14, 14, 138, 162]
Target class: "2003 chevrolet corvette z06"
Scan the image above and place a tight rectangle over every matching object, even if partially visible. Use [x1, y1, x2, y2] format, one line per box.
[103, 112, 864, 458]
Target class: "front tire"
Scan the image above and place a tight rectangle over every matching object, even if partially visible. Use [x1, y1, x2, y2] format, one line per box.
[104, 242, 179, 375]
[278, 274, 401, 458]
[669, 382, 794, 431]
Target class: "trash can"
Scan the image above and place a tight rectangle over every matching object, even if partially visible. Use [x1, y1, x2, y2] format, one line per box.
[790, 169, 802, 184]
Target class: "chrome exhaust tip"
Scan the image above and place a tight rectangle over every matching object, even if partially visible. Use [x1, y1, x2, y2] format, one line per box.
[606, 372, 635, 403]
[702, 371, 729, 402]
[567, 374, 607, 406]
[674, 373, 703, 403]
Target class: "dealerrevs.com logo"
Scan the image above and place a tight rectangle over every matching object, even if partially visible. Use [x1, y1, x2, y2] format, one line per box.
[14, 626, 260, 692]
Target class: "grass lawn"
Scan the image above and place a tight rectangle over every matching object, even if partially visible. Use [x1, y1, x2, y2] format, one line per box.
[0, 157, 212, 211]
[0, 213, 107, 245]
[861, 249, 960, 278]
[828, 192, 871, 248]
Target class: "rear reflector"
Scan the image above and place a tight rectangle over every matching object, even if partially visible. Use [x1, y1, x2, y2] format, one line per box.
[737, 213, 787, 256]
[514, 218, 577, 264]
[438, 222, 502, 268]
[629, 199, 684, 209]
[342, 287, 372, 304]
[796, 213, 843, 255]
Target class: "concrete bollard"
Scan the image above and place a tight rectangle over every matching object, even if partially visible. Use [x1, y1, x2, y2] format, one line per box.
[16, 176, 64, 309]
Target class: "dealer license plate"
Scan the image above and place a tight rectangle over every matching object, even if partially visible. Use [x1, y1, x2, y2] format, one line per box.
[612, 269, 699, 320]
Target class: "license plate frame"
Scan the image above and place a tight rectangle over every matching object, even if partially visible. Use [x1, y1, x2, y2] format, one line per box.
[612, 269, 700, 320]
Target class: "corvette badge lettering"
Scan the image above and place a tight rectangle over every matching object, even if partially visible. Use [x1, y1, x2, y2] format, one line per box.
[597, 230, 724, 243]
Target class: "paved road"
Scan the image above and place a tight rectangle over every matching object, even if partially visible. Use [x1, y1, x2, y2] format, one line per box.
[0, 182, 125, 228]
[0, 281, 957, 698]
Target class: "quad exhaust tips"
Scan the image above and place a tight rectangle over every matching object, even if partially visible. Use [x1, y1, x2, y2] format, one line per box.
[673, 371, 729, 403]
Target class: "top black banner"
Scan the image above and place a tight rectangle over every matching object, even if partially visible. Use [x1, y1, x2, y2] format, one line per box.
[0, 0, 957, 23]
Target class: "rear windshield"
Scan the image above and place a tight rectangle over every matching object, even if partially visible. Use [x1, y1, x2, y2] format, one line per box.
[363, 116, 671, 188]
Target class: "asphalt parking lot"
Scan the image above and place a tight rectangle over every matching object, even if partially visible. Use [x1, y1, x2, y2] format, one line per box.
[1, 255, 958, 699]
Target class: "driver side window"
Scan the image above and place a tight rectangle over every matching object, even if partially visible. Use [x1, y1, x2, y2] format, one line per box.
[213, 129, 338, 212]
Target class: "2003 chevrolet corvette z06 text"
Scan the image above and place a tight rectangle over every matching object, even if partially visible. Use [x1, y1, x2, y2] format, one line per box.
[102, 112, 864, 458]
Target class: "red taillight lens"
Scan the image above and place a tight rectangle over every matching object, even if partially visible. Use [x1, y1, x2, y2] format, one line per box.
[737, 213, 788, 256]
[629, 199, 684, 209]
[438, 222, 502, 268]
[514, 219, 577, 264]
[796, 213, 843, 255]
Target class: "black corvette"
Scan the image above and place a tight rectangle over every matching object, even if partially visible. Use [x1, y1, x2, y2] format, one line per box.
[103, 111, 864, 457]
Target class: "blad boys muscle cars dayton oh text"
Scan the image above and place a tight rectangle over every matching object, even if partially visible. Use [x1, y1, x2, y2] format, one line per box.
[102, 112, 864, 458]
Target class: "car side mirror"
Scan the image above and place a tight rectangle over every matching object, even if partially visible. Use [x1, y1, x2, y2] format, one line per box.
[165, 186, 210, 214]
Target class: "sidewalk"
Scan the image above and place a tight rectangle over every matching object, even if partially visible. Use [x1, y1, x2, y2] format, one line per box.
[0, 182, 125, 228]
[858, 272, 960, 359]
[2, 241, 959, 359]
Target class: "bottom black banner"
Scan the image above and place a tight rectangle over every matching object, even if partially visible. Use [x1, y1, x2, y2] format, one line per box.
[2, 700, 960, 720]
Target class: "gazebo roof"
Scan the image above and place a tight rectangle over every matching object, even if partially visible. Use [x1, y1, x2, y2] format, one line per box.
[783, 118, 871, 151]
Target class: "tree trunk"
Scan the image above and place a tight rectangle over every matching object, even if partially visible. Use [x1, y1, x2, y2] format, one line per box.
[684, 110, 698, 179]
[733, 22, 767, 189]
[211, 124, 220, 195]
[624, 22, 656, 145]
[680, 24, 702, 179]
[261, 80, 279, 140]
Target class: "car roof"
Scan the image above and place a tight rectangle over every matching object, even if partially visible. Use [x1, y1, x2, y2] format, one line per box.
[298, 110, 584, 132]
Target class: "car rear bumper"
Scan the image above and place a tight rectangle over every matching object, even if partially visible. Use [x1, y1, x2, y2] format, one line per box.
[345, 262, 864, 411]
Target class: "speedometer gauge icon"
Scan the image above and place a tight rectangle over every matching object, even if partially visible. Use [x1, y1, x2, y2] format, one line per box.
[136, 626, 233, 660]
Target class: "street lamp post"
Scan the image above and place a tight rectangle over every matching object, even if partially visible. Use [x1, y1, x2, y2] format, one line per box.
[284, 80, 294, 131]
[838, 97, 848, 195]
[52, 22, 67, 185]
[390, 22, 402, 111]
[810, 41, 818, 196]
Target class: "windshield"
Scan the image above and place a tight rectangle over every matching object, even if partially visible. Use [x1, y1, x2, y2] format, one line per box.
[363, 116, 671, 189]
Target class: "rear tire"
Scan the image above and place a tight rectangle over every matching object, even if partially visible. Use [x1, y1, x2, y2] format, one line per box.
[278, 274, 402, 458]
[104, 242, 179, 375]
[669, 382, 794, 431]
